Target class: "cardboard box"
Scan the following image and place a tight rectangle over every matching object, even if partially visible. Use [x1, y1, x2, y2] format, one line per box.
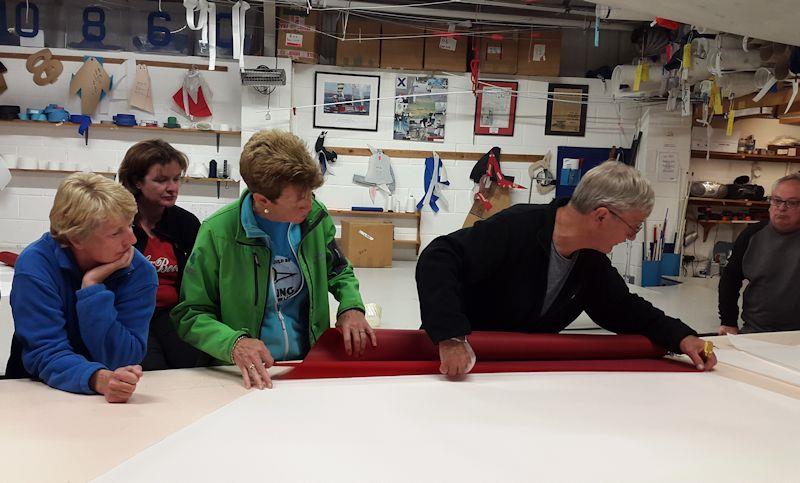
[463, 182, 512, 228]
[340, 220, 393, 268]
[380, 23, 424, 70]
[336, 19, 381, 68]
[479, 34, 518, 75]
[516, 31, 562, 77]
[277, 9, 319, 64]
[423, 34, 468, 72]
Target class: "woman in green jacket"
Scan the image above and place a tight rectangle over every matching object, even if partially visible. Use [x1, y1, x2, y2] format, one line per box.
[172, 130, 376, 389]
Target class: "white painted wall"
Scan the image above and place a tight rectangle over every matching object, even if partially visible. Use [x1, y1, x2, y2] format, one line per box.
[2, 46, 682, 285]
[284, 63, 642, 251]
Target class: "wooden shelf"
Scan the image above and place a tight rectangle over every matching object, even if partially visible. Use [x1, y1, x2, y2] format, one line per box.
[0, 52, 227, 71]
[687, 197, 769, 207]
[8, 169, 237, 185]
[10, 168, 114, 175]
[693, 219, 761, 241]
[0, 119, 241, 136]
[698, 220, 760, 225]
[328, 209, 420, 220]
[393, 239, 421, 248]
[329, 209, 422, 255]
[330, 146, 543, 163]
[335, 238, 420, 249]
[182, 177, 239, 184]
[691, 150, 800, 163]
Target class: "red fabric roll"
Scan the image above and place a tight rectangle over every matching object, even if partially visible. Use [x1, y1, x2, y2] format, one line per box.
[0, 251, 18, 267]
[277, 329, 695, 380]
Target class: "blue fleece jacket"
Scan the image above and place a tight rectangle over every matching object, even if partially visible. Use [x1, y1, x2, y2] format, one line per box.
[10, 233, 158, 394]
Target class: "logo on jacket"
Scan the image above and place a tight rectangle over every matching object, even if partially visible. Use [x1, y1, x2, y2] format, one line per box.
[272, 256, 302, 302]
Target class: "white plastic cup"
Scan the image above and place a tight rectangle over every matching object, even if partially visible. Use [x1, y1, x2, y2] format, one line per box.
[1, 154, 18, 168]
[19, 156, 38, 169]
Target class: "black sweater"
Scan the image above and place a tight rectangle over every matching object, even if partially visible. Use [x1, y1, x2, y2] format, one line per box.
[133, 204, 200, 291]
[416, 198, 696, 353]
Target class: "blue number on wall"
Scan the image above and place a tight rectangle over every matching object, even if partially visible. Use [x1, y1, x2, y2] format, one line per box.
[82, 6, 106, 42]
[147, 11, 172, 47]
[15, 1, 39, 38]
[216, 12, 232, 49]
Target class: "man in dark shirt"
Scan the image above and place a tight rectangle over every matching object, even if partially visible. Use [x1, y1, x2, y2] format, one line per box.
[416, 161, 716, 377]
[718, 173, 800, 334]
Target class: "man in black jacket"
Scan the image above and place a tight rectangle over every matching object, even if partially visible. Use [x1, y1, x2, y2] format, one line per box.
[718, 173, 800, 334]
[416, 161, 716, 377]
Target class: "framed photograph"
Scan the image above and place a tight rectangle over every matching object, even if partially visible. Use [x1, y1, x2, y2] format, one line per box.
[394, 75, 448, 143]
[474, 80, 518, 136]
[545, 83, 589, 137]
[313, 72, 380, 131]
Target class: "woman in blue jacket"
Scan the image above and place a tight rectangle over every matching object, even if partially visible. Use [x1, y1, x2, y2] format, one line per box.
[5, 173, 158, 403]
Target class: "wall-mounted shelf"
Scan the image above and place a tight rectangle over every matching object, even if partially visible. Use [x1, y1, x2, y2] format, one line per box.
[0, 119, 241, 136]
[687, 197, 769, 207]
[182, 177, 239, 185]
[688, 218, 761, 242]
[330, 147, 543, 163]
[327, 209, 420, 220]
[0, 51, 228, 71]
[8, 168, 238, 186]
[9, 168, 114, 175]
[691, 150, 800, 163]
[328, 209, 422, 255]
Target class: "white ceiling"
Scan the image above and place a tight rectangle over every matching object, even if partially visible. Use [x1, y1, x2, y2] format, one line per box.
[590, 0, 800, 46]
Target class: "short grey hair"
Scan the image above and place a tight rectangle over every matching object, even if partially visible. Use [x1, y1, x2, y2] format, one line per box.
[569, 161, 655, 214]
[772, 172, 800, 192]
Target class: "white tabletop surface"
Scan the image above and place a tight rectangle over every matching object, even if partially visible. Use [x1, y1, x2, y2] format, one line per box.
[1, 332, 799, 482]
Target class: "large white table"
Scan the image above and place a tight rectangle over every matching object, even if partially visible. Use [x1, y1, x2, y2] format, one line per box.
[1, 332, 799, 482]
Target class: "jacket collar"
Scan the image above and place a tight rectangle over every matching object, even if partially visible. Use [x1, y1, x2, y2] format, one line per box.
[234, 189, 325, 246]
[536, 197, 570, 250]
[239, 193, 272, 242]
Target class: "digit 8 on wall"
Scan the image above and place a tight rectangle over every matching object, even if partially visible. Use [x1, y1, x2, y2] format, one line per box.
[25, 49, 63, 86]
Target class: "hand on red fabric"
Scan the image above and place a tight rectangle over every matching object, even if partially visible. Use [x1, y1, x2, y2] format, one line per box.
[335, 309, 377, 357]
[717, 325, 739, 336]
[438, 338, 476, 378]
[91, 365, 143, 403]
[679, 335, 717, 371]
[232, 337, 274, 390]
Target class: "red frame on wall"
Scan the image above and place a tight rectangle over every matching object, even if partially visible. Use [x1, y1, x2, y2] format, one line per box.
[473, 80, 518, 136]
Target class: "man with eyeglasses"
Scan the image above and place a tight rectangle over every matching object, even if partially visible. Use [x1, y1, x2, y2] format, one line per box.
[416, 161, 716, 377]
[718, 173, 800, 334]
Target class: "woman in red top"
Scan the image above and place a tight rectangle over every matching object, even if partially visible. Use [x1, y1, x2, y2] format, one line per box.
[118, 139, 203, 370]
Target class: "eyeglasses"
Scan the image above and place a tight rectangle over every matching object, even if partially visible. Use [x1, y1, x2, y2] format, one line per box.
[768, 197, 800, 210]
[606, 207, 644, 235]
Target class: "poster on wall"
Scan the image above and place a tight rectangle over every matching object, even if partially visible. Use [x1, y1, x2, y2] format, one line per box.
[394, 75, 448, 143]
[474, 80, 517, 136]
[545, 83, 588, 137]
[313, 72, 380, 131]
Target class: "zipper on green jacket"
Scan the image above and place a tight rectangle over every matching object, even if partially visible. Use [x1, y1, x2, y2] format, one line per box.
[252, 252, 260, 306]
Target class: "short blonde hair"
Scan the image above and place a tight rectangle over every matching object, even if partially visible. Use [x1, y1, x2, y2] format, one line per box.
[569, 161, 655, 214]
[50, 173, 138, 244]
[240, 130, 323, 200]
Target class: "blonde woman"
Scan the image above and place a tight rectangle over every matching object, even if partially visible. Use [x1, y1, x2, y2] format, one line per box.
[6, 173, 158, 403]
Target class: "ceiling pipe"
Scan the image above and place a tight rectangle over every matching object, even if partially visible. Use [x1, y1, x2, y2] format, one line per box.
[454, 0, 597, 17]
[281, 0, 636, 31]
